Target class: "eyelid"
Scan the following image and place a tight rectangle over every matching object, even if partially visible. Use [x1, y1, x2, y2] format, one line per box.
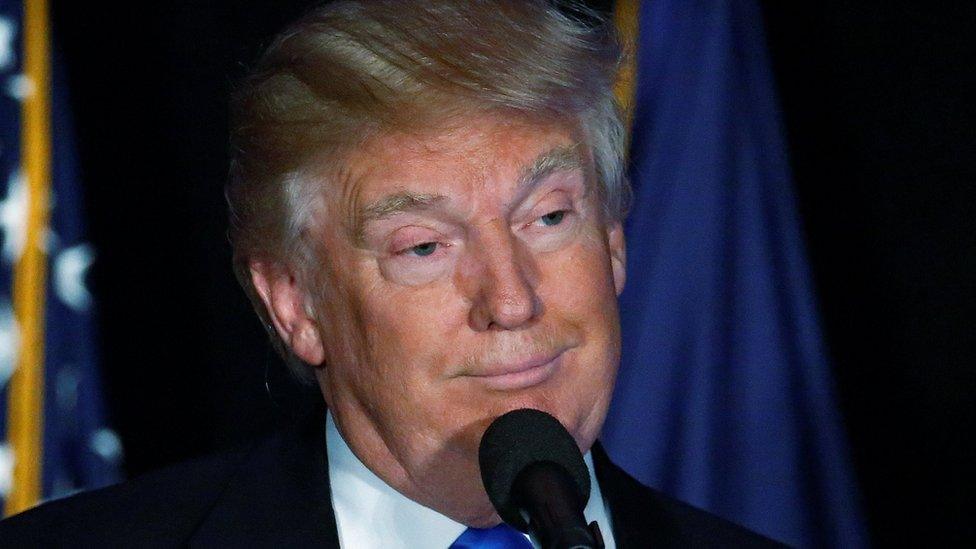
[521, 182, 578, 215]
[385, 221, 447, 245]
[535, 207, 572, 224]
[387, 225, 461, 261]
[363, 208, 458, 244]
[397, 240, 450, 254]
[520, 166, 584, 199]
[521, 192, 574, 223]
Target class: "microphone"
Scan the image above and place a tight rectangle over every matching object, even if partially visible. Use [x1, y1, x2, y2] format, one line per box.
[478, 409, 604, 549]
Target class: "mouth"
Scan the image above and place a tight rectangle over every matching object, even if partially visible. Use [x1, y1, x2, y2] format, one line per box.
[465, 349, 565, 391]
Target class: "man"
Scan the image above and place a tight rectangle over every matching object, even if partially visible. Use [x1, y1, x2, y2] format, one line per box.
[1, 1, 779, 546]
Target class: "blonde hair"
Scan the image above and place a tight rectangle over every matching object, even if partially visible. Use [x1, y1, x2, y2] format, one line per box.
[226, 0, 628, 376]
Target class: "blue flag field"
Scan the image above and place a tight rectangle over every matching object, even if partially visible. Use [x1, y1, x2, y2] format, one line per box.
[602, 1, 868, 546]
[0, 0, 120, 516]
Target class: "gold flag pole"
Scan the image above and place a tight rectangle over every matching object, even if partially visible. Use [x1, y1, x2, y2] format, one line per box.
[6, 0, 52, 516]
[613, 0, 639, 136]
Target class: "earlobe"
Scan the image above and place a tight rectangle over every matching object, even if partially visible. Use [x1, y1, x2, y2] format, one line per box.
[249, 260, 326, 366]
[607, 222, 626, 295]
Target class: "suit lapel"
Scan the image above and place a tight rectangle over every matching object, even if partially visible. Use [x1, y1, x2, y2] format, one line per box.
[592, 442, 676, 547]
[183, 420, 745, 547]
[189, 409, 341, 548]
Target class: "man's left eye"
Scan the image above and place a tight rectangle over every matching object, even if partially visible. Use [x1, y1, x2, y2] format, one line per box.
[539, 210, 567, 226]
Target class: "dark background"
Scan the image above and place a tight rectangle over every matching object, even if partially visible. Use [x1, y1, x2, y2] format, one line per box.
[50, 1, 974, 546]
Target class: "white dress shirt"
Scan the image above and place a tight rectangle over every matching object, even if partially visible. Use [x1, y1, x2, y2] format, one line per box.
[326, 412, 617, 548]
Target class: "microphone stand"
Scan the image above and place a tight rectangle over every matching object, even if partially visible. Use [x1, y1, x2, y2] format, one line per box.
[515, 462, 605, 549]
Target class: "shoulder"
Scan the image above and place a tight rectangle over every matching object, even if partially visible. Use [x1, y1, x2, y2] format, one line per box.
[0, 411, 337, 548]
[0, 443, 252, 547]
[593, 444, 786, 548]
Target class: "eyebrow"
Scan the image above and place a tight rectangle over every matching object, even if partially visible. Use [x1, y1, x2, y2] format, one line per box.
[516, 144, 584, 193]
[350, 144, 585, 244]
[351, 191, 445, 244]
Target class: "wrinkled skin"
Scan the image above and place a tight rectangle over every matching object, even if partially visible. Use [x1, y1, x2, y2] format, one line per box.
[251, 114, 626, 526]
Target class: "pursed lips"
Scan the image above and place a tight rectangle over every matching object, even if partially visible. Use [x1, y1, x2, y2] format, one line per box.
[463, 348, 568, 391]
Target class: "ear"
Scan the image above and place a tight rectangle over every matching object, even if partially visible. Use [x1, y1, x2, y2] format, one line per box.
[607, 221, 626, 295]
[248, 260, 325, 366]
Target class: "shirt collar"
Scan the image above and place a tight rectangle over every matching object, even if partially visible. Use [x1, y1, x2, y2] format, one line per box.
[326, 411, 615, 549]
[327, 412, 467, 549]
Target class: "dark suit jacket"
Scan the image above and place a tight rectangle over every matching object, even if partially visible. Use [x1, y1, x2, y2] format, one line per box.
[0, 410, 783, 547]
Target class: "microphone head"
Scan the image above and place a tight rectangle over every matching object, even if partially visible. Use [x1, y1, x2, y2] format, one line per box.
[478, 408, 591, 530]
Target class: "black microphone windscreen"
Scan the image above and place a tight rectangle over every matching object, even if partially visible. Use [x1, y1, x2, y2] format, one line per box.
[478, 408, 591, 530]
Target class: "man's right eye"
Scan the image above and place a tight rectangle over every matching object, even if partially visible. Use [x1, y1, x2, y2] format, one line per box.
[407, 242, 438, 257]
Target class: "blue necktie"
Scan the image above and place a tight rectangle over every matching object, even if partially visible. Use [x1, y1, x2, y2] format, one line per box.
[449, 524, 534, 549]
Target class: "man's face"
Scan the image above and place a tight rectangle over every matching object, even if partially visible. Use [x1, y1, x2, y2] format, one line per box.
[272, 114, 625, 525]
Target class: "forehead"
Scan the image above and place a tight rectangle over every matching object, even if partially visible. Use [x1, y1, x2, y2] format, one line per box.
[331, 115, 585, 223]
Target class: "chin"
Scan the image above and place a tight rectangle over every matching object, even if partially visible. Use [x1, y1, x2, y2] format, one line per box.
[461, 508, 504, 529]
[461, 398, 602, 482]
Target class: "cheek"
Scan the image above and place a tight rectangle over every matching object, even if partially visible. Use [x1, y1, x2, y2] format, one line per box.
[539, 233, 621, 416]
[347, 285, 484, 450]
[311, 245, 407, 401]
[356, 281, 465, 378]
[541, 230, 619, 315]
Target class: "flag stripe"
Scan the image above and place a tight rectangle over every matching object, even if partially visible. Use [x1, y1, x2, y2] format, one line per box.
[5, 0, 51, 516]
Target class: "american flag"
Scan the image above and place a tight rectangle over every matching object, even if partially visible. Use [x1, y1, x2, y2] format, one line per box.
[602, 0, 867, 546]
[0, 0, 120, 516]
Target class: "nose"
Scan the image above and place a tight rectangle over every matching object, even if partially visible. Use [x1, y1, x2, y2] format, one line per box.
[462, 224, 541, 332]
